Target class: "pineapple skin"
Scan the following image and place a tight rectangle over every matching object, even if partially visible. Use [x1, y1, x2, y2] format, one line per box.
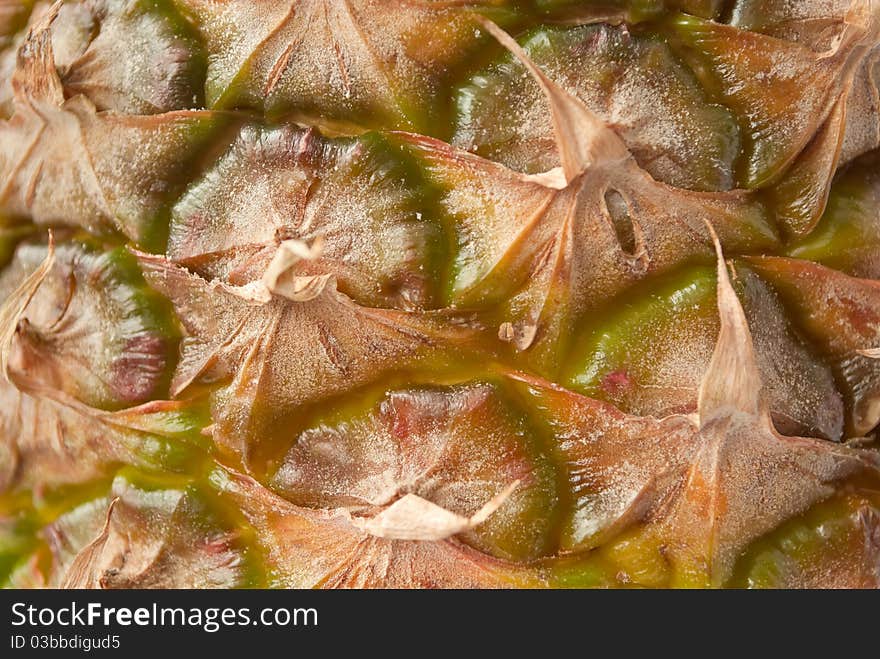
[0, 0, 879, 589]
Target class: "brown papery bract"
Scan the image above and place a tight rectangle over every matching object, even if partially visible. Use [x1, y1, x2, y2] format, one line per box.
[0, 4, 219, 247]
[509, 231, 880, 585]
[137, 245, 481, 464]
[400, 20, 775, 370]
[174, 0, 500, 130]
[214, 466, 546, 588]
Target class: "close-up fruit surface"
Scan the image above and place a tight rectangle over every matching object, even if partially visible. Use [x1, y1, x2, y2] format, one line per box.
[0, 0, 879, 589]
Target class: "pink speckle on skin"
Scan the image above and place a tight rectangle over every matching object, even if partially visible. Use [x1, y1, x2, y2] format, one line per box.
[391, 414, 411, 440]
[601, 369, 631, 395]
[385, 398, 413, 440]
[111, 334, 167, 403]
[202, 533, 235, 555]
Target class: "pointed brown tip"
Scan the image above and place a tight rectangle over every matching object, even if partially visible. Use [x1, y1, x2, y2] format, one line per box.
[261, 239, 331, 302]
[477, 17, 630, 183]
[0, 232, 56, 383]
[697, 221, 765, 424]
[13, 1, 65, 105]
[60, 496, 119, 589]
[844, 0, 878, 29]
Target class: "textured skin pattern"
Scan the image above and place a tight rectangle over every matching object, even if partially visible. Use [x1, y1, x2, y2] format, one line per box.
[0, 0, 879, 589]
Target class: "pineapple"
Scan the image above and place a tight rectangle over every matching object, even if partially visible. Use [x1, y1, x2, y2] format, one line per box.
[0, 0, 879, 589]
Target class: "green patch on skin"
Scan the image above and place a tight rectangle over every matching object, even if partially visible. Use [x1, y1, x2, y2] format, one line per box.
[202, 3, 523, 136]
[194, 481, 268, 589]
[562, 266, 715, 399]
[266, 378, 562, 562]
[547, 553, 620, 588]
[729, 493, 880, 588]
[0, 478, 114, 586]
[113, 469, 261, 583]
[0, 236, 182, 409]
[169, 126, 451, 311]
[3, 469, 265, 588]
[545, 525, 679, 588]
[29, 478, 118, 524]
[787, 152, 880, 278]
[146, 0, 209, 108]
[0, 223, 35, 269]
[450, 22, 740, 191]
[135, 115, 241, 254]
[122, 404, 214, 474]
[99, 241, 183, 403]
[341, 132, 452, 310]
[0, 1, 876, 590]
[534, 1, 666, 22]
[0, 515, 41, 586]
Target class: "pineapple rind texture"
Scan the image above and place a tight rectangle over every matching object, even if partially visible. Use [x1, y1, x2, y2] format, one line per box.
[0, 0, 879, 588]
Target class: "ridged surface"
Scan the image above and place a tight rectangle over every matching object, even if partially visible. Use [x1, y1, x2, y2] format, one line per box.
[0, 0, 879, 588]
